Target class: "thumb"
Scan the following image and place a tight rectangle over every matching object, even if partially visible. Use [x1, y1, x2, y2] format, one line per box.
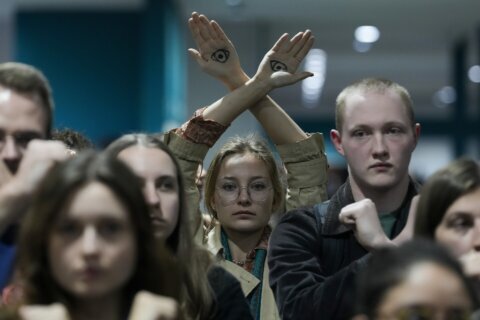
[187, 48, 206, 65]
[285, 72, 314, 85]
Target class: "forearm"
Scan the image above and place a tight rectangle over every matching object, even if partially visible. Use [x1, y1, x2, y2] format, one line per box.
[250, 97, 307, 144]
[0, 183, 29, 236]
[222, 74, 308, 145]
[277, 133, 328, 209]
[201, 76, 272, 126]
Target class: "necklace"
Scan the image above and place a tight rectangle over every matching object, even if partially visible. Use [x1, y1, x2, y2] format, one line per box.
[232, 258, 246, 266]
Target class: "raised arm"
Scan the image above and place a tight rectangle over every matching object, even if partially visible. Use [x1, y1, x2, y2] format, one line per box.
[188, 12, 328, 208]
[188, 12, 311, 141]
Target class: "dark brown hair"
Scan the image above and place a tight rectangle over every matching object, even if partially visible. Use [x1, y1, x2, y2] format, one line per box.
[106, 134, 215, 319]
[414, 158, 480, 238]
[15, 151, 180, 316]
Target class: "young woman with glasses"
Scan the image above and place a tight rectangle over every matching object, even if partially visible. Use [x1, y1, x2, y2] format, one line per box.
[161, 13, 328, 319]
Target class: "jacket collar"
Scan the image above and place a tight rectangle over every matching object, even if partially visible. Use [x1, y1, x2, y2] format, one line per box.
[322, 178, 420, 236]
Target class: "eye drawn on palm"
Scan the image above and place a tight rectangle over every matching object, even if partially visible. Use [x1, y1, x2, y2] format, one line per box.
[188, 12, 244, 83]
[256, 30, 315, 89]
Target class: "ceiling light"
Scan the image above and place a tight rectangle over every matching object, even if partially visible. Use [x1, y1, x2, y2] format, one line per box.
[354, 26, 380, 43]
[302, 49, 327, 107]
[468, 65, 480, 83]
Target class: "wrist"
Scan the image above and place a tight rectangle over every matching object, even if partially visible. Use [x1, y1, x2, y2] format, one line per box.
[222, 71, 250, 91]
[249, 74, 274, 94]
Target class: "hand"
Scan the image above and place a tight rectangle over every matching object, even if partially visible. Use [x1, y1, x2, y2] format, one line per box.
[339, 199, 392, 251]
[392, 195, 419, 245]
[0, 161, 13, 188]
[253, 30, 315, 89]
[188, 12, 247, 88]
[12, 140, 71, 194]
[460, 250, 480, 279]
[19, 303, 70, 320]
[127, 291, 178, 320]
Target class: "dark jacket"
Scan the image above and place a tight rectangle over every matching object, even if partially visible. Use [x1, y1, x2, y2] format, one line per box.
[268, 179, 419, 320]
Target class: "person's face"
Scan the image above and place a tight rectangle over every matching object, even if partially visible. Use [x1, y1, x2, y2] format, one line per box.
[48, 182, 137, 300]
[0, 86, 47, 174]
[435, 188, 480, 257]
[376, 262, 472, 320]
[118, 146, 179, 240]
[211, 152, 274, 234]
[331, 90, 420, 192]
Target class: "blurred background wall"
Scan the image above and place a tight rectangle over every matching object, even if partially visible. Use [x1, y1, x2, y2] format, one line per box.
[1, 0, 479, 182]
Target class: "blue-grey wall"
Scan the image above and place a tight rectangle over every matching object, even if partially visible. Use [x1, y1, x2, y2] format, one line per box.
[15, 0, 186, 147]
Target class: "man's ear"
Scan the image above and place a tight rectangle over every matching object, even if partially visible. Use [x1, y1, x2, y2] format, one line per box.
[413, 123, 421, 148]
[330, 129, 345, 156]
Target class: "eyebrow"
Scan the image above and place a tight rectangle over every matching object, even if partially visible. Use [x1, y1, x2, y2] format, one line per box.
[219, 176, 268, 181]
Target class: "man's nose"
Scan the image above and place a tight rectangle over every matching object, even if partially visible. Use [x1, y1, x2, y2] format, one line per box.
[372, 133, 388, 157]
[1, 136, 21, 160]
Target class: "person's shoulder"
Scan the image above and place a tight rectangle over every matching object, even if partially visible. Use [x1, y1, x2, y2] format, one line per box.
[278, 205, 317, 224]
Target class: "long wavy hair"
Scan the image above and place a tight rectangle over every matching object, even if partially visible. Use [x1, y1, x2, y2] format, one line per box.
[106, 133, 215, 320]
[15, 151, 180, 317]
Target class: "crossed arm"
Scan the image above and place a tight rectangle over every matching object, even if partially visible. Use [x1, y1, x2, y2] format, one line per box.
[188, 12, 312, 144]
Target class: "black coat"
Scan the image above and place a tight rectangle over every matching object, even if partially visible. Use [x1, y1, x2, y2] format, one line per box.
[268, 179, 419, 320]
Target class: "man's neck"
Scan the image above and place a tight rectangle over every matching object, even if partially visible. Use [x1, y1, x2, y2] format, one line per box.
[349, 175, 410, 213]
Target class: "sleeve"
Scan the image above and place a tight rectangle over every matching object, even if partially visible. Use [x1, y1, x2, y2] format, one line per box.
[267, 209, 370, 320]
[163, 130, 210, 241]
[207, 265, 254, 320]
[276, 133, 328, 211]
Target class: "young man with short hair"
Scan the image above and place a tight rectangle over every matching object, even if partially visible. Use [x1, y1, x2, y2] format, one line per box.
[268, 78, 421, 320]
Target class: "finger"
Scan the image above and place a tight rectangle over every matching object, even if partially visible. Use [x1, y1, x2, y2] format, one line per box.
[188, 17, 206, 48]
[284, 31, 303, 53]
[211, 20, 230, 42]
[296, 36, 315, 60]
[270, 33, 290, 52]
[188, 48, 207, 66]
[339, 211, 356, 224]
[289, 71, 314, 84]
[292, 30, 314, 58]
[198, 14, 216, 40]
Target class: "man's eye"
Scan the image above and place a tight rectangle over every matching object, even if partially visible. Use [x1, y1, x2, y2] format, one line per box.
[14, 133, 40, 148]
[352, 131, 367, 138]
[211, 49, 230, 63]
[387, 127, 402, 135]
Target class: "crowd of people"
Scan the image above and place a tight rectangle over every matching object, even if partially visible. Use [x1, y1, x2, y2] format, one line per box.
[0, 11, 479, 320]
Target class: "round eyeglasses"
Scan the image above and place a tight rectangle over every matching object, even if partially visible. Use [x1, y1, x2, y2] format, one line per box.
[215, 180, 273, 205]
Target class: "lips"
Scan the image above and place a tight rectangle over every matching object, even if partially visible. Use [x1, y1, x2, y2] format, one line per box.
[233, 211, 256, 216]
[79, 266, 102, 281]
[369, 162, 393, 169]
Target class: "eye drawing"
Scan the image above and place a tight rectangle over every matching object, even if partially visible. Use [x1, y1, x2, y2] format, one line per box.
[211, 49, 230, 63]
[270, 60, 288, 72]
